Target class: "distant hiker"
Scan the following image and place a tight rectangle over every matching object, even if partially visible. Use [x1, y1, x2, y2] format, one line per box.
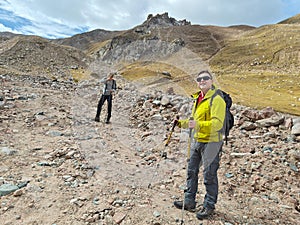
[95, 73, 117, 124]
[173, 70, 226, 220]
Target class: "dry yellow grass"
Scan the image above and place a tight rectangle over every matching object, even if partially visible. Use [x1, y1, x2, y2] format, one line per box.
[70, 68, 91, 82]
[120, 61, 198, 96]
[119, 62, 299, 115]
[215, 72, 300, 115]
[209, 23, 300, 115]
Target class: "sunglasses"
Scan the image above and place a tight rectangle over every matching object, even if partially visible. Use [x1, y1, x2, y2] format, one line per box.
[196, 76, 211, 82]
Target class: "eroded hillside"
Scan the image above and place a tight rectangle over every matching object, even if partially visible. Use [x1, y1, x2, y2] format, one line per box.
[0, 35, 91, 79]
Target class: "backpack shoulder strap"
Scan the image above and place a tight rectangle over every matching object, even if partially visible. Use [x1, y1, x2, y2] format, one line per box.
[209, 89, 224, 142]
[210, 89, 222, 107]
[104, 81, 108, 92]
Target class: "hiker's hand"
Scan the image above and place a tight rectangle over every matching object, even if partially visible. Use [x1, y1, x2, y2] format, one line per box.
[173, 119, 178, 127]
[188, 119, 196, 129]
[173, 115, 179, 127]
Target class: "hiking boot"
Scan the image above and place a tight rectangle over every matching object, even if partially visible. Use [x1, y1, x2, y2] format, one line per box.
[105, 120, 110, 124]
[196, 207, 214, 220]
[173, 200, 196, 211]
[95, 117, 100, 122]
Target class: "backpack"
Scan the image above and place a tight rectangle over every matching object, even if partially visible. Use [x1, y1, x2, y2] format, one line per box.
[210, 89, 234, 145]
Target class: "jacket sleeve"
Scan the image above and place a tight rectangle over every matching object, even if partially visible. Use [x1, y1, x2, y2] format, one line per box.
[177, 98, 197, 129]
[178, 118, 189, 129]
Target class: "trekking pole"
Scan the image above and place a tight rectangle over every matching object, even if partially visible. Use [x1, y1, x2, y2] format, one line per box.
[181, 116, 194, 225]
[161, 115, 179, 158]
[186, 117, 193, 159]
[165, 116, 179, 145]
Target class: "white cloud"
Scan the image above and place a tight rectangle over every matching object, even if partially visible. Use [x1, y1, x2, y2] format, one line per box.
[0, 0, 299, 38]
[0, 23, 14, 33]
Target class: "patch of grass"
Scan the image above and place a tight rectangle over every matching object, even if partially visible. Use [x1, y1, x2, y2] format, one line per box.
[209, 24, 300, 115]
[211, 24, 300, 70]
[120, 61, 198, 95]
[215, 71, 300, 115]
[70, 68, 91, 81]
[120, 62, 299, 115]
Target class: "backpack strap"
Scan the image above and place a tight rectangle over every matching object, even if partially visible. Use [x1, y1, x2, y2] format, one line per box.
[209, 89, 224, 142]
[112, 79, 117, 90]
[209, 89, 223, 108]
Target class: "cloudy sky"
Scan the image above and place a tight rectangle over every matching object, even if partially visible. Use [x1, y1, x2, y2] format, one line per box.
[0, 0, 299, 39]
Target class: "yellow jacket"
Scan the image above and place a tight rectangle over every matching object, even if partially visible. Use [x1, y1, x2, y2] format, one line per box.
[178, 86, 226, 143]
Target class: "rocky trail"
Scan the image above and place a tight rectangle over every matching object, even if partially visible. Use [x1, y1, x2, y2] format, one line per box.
[0, 74, 300, 225]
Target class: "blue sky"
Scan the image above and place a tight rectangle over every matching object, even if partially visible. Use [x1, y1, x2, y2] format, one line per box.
[0, 0, 299, 39]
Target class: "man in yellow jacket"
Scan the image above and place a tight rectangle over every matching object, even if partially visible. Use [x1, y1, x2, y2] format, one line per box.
[173, 70, 226, 220]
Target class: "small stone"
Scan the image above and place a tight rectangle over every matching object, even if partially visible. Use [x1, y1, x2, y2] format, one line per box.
[225, 173, 234, 178]
[153, 211, 161, 217]
[13, 189, 23, 197]
[16, 215, 21, 220]
[0, 184, 19, 196]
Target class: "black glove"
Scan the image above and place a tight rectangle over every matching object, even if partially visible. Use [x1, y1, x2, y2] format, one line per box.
[173, 115, 180, 128]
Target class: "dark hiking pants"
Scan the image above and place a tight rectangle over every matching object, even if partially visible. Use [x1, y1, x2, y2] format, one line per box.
[96, 94, 112, 121]
[184, 141, 222, 210]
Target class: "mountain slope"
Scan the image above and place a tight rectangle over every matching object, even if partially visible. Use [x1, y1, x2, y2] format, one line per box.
[87, 19, 254, 62]
[278, 13, 300, 24]
[0, 12, 299, 115]
[52, 29, 122, 52]
[0, 31, 19, 43]
[0, 35, 91, 79]
[209, 23, 300, 115]
[84, 16, 299, 114]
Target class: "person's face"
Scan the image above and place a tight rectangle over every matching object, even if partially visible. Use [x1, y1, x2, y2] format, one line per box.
[196, 73, 212, 91]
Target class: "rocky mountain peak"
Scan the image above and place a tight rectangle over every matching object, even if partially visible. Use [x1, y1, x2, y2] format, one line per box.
[143, 12, 191, 28]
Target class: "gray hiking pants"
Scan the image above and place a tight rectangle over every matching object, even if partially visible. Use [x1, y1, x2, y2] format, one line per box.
[185, 141, 223, 210]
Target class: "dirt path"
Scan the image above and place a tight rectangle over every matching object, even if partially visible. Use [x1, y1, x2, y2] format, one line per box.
[1, 74, 299, 225]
